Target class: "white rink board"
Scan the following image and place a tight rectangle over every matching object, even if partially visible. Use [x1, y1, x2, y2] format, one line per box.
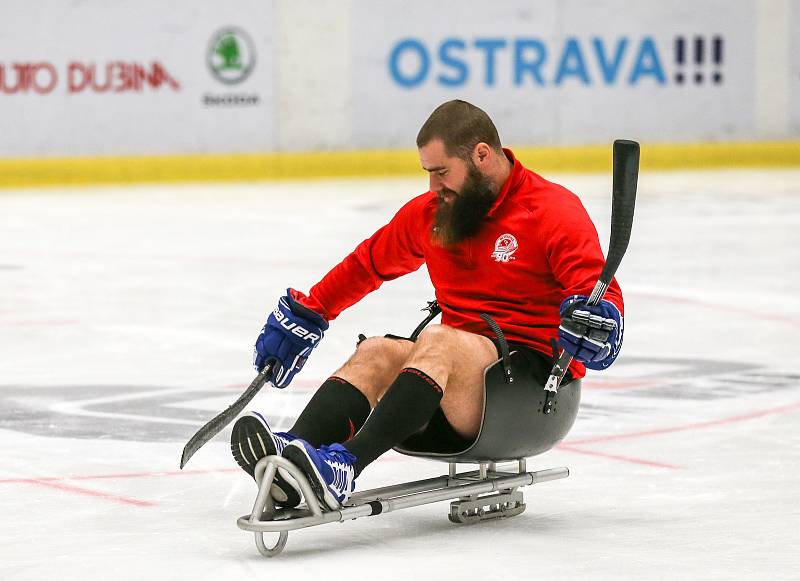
[0, 0, 797, 157]
[352, 0, 756, 147]
[791, 0, 800, 133]
[0, 1, 275, 157]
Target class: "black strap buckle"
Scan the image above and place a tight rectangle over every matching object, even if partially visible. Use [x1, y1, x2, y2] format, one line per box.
[409, 300, 442, 341]
[480, 313, 514, 384]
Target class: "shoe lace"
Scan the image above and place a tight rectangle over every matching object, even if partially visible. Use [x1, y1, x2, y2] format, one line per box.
[320, 443, 356, 491]
[322, 446, 356, 495]
[322, 443, 357, 466]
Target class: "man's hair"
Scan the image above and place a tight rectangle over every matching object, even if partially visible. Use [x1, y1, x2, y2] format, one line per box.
[416, 100, 503, 160]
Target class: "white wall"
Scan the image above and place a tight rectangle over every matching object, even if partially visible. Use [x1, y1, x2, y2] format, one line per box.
[0, 0, 796, 157]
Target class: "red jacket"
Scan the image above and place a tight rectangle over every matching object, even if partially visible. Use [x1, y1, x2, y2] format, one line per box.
[298, 149, 623, 379]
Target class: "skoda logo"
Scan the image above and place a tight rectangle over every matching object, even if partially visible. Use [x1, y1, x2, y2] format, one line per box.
[207, 27, 256, 85]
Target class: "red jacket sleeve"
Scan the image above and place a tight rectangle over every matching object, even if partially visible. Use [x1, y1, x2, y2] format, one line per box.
[540, 186, 624, 314]
[297, 194, 430, 321]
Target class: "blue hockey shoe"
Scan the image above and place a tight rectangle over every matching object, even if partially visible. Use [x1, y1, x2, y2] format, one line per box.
[230, 411, 301, 508]
[281, 440, 356, 510]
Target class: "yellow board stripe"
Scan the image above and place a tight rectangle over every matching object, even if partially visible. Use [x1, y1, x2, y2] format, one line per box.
[1, 141, 799, 189]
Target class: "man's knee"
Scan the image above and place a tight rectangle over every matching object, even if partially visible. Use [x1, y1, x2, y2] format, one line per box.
[416, 324, 496, 358]
[413, 324, 455, 350]
[337, 336, 411, 390]
[353, 336, 411, 362]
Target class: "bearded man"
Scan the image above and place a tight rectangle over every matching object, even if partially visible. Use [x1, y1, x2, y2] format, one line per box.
[230, 99, 624, 511]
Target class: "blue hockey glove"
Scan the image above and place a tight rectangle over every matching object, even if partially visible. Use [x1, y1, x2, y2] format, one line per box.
[254, 289, 329, 388]
[557, 295, 623, 370]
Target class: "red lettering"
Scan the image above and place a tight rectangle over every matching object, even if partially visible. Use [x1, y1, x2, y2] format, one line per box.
[148, 62, 180, 90]
[115, 62, 131, 92]
[31, 62, 57, 94]
[0, 63, 58, 94]
[90, 62, 112, 93]
[37, 60, 182, 94]
[0, 64, 24, 94]
[18, 64, 31, 93]
[68, 62, 90, 93]
[0, 65, 10, 93]
[147, 64, 161, 88]
[133, 64, 146, 91]
[111, 62, 133, 92]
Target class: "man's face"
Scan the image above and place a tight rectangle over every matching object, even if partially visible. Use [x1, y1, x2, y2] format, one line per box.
[418, 139, 496, 246]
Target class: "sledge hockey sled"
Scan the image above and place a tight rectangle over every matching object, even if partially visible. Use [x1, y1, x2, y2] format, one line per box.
[237, 347, 581, 557]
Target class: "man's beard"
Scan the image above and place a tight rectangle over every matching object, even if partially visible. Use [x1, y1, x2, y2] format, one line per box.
[432, 163, 496, 247]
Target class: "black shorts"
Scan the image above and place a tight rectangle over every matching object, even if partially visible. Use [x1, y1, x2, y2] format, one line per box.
[488, 339, 562, 385]
[398, 340, 559, 455]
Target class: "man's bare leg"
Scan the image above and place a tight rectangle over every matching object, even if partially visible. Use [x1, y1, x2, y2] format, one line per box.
[285, 323, 496, 463]
[403, 325, 498, 439]
[321, 324, 498, 474]
[333, 337, 414, 406]
[334, 326, 497, 438]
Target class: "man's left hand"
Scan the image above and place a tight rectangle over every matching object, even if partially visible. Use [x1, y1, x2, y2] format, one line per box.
[557, 295, 623, 370]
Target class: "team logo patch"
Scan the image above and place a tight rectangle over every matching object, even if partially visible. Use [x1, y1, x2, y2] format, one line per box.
[491, 233, 518, 262]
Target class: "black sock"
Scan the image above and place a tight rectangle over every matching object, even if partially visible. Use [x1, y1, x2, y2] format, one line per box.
[345, 368, 444, 477]
[288, 377, 371, 447]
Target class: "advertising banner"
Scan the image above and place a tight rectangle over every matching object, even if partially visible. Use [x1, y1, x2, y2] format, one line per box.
[0, 1, 274, 157]
[791, 0, 800, 134]
[352, 0, 756, 148]
[0, 0, 791, 159]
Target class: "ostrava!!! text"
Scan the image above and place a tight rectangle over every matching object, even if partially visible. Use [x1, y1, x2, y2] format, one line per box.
[389, 37, 665, 88]
[0, 62, 180, 94]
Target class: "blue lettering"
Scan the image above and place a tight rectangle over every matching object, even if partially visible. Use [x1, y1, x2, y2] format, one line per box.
[386, 35, 669, 90]
[514, 39, 547, 86]
[629, 37, 666, 85]
[389, 38, 429, 88]
[592, 38, 628, 84]
[555, 38, 590, 85]
[437, 38, 468, 86]
[474, 38, 507, 86]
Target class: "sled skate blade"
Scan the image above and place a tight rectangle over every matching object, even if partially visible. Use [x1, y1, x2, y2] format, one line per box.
[448, 490, 525, 524]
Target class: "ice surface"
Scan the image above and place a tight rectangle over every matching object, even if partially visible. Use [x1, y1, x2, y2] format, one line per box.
[1, 169, 799, 580]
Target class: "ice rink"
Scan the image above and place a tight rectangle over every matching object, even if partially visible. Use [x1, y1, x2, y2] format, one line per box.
[1, 168, 799, 580]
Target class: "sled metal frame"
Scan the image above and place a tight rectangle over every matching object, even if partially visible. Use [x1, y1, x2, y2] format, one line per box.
[237, 454, 569, 557]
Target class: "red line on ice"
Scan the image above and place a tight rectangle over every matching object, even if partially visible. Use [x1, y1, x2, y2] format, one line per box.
[631, 290, 800, 327]
[23, 479, 155, 507]
[0, 467, 239, 485]
[582, 378, 666, 391]
[566, 400, 800, 446]
[556, 445, 681, 469]
[0, 468, 241, 508]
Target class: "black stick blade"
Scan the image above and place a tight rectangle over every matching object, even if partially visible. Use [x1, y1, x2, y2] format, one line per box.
[179, 364, 272, 469]
[599, 140, 639, 285]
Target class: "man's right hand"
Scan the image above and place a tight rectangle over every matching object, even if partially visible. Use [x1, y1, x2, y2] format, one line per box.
[254, 289, 329, 388]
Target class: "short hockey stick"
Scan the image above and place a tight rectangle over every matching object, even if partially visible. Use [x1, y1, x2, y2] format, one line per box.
[543, 139, 639, 415]
[180, 362, 274, 468]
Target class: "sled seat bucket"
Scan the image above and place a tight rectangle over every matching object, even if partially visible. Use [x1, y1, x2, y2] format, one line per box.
[394, 350, 581, 463]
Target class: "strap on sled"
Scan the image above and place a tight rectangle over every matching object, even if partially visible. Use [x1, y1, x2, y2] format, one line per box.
[357, 300, 442, 347]
[360, 301, 513, 385]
